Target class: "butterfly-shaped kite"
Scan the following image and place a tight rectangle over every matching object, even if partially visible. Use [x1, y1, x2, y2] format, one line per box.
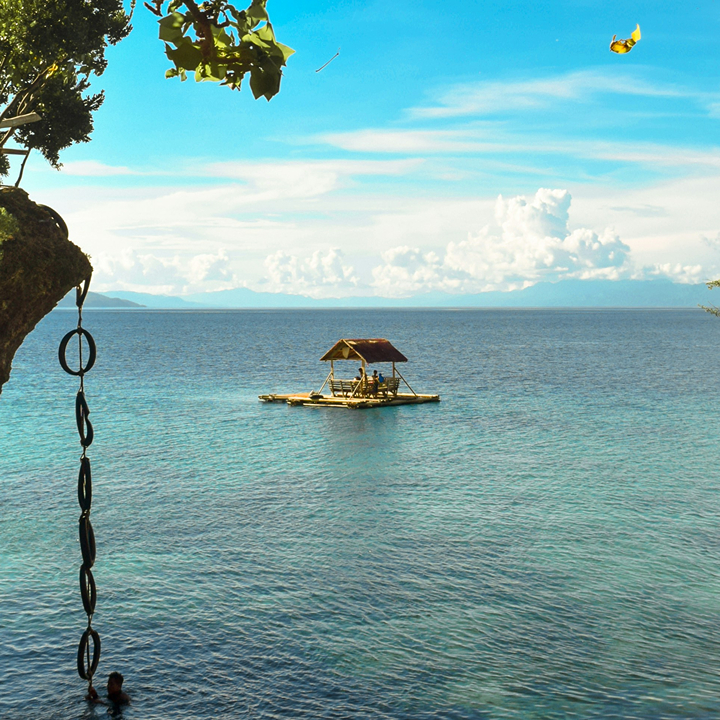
[610, 24, 641, 53]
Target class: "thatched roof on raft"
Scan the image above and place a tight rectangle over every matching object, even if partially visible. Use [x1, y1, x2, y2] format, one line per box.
[320, 339, 408, 364]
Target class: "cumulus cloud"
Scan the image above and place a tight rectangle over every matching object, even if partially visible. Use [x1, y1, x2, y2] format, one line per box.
[372, 188, 631, 297]
[187, 249, 235, 285]
[262, 248, 359, 298]
[93, 248, 237, 295]
[639, 263, 705, 284]
[371, 247, 460, 296]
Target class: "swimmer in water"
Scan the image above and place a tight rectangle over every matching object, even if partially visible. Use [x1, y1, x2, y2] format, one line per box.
[85, 671, 130, 706]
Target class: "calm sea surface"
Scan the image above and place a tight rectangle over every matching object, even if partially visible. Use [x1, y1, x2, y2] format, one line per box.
[1, 308, 719, 719]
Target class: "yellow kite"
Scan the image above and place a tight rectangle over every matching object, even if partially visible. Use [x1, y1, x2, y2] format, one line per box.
[610, 24, 641, 54]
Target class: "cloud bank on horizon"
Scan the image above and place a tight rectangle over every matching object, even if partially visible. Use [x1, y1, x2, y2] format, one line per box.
[81, 186, 706, 298]
[16, 1, 720, 299]
[371, 189, 632, 298]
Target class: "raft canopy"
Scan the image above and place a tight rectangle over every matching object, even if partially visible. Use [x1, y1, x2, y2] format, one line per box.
[320, 338, 408, 364]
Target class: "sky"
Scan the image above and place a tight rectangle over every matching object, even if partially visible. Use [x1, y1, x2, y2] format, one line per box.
[15, 0, 720, 298]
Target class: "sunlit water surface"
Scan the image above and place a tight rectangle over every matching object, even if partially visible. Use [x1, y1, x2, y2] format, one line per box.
[1, 308, 719, 719]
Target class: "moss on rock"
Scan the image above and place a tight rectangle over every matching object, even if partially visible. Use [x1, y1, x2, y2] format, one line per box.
[0, 187, 92, 394]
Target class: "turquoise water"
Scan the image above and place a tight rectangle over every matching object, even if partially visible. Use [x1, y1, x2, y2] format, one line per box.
[1, 308, 719, 719]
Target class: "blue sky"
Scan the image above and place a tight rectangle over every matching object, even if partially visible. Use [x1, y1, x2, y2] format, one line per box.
[17, 0, 720, 298]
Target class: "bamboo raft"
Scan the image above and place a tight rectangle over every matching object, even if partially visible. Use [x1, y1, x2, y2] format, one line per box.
[259, 338, 440, 410]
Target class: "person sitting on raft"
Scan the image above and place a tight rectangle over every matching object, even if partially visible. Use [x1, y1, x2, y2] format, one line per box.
[369, 370, 379, 396]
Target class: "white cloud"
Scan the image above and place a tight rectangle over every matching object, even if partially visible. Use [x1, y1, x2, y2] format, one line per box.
[93, 247, 237, 294]
[320, 129, 496, 155]
[639, 263, 706, 284]
[702, 232, 720, 252]
[31, 161, 720, 299]
[372, 189, 631, 297]
[187, 249, 236, 285]
[370, 246, 458, 296]
[410, 69, 690, 119]
[320, 127, 720, 172]
[204, 158, 420, 180]
[707, 103, 720, 119]
[262, 248, 359, 298]
[59, 160, 135, 176]
[198, 158, 422, 203]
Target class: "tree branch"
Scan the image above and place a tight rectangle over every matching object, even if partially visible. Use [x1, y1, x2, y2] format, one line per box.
[180, 0, 216, 60]
[14, 145, 31, 187]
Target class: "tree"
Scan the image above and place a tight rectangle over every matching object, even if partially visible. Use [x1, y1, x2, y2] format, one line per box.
[700, 279, 720, 317]
[0, 0, 133, 182]
[0, 0, 293, 393]
[0, 0, 293, 183]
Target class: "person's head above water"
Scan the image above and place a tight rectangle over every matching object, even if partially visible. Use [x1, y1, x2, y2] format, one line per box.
[107, 672, 130, 704]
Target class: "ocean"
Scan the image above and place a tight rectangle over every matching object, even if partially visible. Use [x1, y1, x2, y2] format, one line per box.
[1, 308, 719, 719]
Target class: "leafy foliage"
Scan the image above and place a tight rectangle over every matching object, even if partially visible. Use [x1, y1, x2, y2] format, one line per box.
[700, 279, 720, 318]
[16, 73, 104, 169]
[145, 0, 294, 99]
[0, 0, 133, 178]
[0, 206, 18, 240]
[0, 0, 292, 181]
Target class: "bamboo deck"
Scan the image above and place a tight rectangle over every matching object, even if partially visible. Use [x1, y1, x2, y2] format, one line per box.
[258, 392, 440, 409]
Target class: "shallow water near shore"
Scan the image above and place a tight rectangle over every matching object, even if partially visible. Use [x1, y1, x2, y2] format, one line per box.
[1, 308, 719, 719]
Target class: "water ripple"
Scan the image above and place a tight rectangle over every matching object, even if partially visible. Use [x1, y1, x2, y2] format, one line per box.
[1, 309, 719, 719]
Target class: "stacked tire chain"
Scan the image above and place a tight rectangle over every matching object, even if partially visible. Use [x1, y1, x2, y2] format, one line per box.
[56, 216, 100, 688]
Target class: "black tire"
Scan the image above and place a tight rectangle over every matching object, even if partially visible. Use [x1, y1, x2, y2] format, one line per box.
[38, 204, 69, 240]
[75, 391, 94, 448]
[59, 329, 96, 376]
[77, 628, 101, 680]
[79, 565, 97, 616]
[79, 515, 96, 569]
[78, 457, 92, 512]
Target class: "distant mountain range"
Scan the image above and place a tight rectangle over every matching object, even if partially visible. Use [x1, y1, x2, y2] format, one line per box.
[60, 279, 715, 309]
[94, 290, 204, 308]
[57, 291, 145, 308]
[183, 279, 712, 308]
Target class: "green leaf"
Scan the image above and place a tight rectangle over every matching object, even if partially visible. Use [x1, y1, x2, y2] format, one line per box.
[274, 42, 295, 61]
[254, 22, 276, 44]
[211, 25, 233, 49]
[165, 38, 203, 71]
[158, 12, 186, 43]
[246, 0, 269, 27]
[227, 7, 250, 35]
[241, 31, 271, 50]
[195, 62, 226, 82]
[249, 65, 280, 100]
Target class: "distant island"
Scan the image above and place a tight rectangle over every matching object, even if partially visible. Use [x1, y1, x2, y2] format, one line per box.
[58, 279, 713, 310]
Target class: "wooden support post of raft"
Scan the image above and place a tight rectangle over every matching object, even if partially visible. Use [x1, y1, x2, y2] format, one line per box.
[394, 366, 417, 396]
[317, 369, 332, 395]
